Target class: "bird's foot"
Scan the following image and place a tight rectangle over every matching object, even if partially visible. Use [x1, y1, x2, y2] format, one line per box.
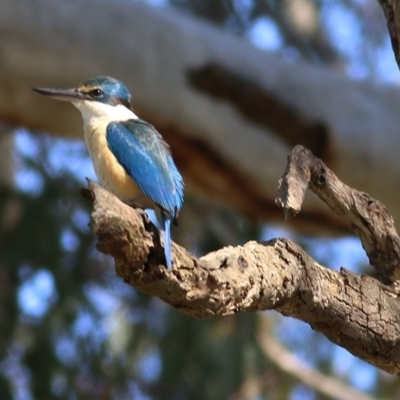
[124, 199, 145, 210]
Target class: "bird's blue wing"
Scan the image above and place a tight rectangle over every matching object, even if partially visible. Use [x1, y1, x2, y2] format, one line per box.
[106, 119, 184, 218]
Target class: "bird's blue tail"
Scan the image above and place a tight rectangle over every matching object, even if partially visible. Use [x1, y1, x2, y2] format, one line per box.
[161, 212, 172, 269]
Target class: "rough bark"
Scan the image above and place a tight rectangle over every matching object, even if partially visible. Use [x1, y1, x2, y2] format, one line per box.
[84, 145, 400, 376]
[276, 145, 400, 285]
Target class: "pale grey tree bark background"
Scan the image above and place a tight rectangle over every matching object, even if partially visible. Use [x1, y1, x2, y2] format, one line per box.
[1, 0, 400, 232]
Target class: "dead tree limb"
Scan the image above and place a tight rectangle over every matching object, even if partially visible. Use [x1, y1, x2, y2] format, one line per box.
[85, 144, 400, 375]
[276, 145, 400, 285]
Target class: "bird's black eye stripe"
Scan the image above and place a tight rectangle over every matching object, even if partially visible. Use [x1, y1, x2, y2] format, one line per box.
[89, 88, 103, 97]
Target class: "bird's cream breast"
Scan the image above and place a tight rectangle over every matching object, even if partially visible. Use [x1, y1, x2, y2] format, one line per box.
[84, 121, 144, 202]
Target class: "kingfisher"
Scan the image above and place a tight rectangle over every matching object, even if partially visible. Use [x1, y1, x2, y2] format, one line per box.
[33, 76, 184, 269]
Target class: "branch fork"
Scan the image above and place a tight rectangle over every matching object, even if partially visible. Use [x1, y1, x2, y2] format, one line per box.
[84, 145, 400, 375]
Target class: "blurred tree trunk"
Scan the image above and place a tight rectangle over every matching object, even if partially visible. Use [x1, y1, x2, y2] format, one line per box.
[1, 0, 399, 234]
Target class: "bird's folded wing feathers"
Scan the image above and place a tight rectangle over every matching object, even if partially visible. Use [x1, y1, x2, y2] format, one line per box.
[106, 119, 183, 217]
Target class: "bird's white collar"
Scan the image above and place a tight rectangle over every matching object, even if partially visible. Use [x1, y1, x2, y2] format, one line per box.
[73, 100, 138, 123]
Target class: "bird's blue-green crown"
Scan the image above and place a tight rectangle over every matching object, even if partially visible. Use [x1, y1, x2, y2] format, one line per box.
[79, 76, 132, 109]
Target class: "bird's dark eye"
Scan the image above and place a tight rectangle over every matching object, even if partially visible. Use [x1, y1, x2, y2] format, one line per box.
[89, 88, 103, 98]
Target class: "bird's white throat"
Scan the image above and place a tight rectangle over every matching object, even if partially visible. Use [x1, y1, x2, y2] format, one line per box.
[73, 100, 138, 126]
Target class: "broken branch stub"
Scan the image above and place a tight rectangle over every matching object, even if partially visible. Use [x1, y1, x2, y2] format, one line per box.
[276, 145, 400, 286]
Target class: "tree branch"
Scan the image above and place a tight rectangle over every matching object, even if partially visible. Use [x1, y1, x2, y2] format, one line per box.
[187, 63, 330, 160]
[257, 324, 376, 400]
[86, 142, 400, 375]
[276, 145, 400, 285]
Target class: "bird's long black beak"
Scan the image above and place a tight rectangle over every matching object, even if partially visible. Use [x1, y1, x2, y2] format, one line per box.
[32, 87, 89, 102]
